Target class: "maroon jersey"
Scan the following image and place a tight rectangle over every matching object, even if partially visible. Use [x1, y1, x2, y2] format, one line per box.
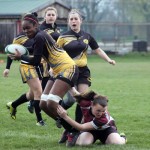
[79, 100, 116, 130]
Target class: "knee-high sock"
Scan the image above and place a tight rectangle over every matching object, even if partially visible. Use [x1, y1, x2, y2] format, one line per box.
[75, 104, 82, 123]
[62, 92, 76, 109]
[60, 118, 78, 133]
[33, 100, 42, 122]
[61, 100, 71, 110]
[12, 93, 28, 108]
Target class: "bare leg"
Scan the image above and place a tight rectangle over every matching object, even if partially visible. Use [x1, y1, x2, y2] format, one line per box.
[105, 133, 126, 145]
[27, 78, 43, 123]
[40, 80, 55, 119]
[76, 132, 94, 146]
[47, 79, 71, 119]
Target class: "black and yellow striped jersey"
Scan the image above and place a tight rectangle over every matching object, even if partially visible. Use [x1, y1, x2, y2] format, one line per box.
[21, 30, 75, 75]
[40, 22, 60, 41]
[6, 32, 34, 69]
[57, 30, 99, 67]
[12, 32, 34, 55]
[39, 22, 60, 74]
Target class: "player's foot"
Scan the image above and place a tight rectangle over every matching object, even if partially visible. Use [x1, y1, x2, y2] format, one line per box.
[27, 101, 34, 114]
[120, 133, 127, 143]
[66, 132, 79, 147]
[36, 120, 46, 126]
[6, 102, 17, 120]
[58, 130, 68, 144]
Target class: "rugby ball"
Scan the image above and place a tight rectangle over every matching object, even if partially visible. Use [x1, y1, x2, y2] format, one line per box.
[5, 44, 29, 55]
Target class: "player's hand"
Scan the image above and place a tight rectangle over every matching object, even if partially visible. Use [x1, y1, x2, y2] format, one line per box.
[3, 69, 10, 77]
[57, 105, 67, 118]
[108, 59, 116, 65]
[8, 49, 21, 60]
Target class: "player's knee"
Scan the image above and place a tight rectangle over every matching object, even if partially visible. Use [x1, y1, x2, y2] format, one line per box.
[76, 132, 93, 146]
[26, 92, 33, 100]
[39, 101, 46, 110]
[47, 94, 62, 103]
[105, 133, 125, 145]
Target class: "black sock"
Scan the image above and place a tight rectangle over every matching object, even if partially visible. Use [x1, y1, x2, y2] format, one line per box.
[33, 100, 42, 122]
[60, 118, 78, 132]
[63, 92, 75, 109]
[60, 100, 71, 110]
[75, 104, 82, 123]
[30, 100, 34, 106]
[12, 93, 28, 108]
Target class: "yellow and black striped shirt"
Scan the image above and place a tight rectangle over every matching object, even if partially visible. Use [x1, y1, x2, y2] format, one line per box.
[21, 30, 75, 75]
[57, 30, 99, 67]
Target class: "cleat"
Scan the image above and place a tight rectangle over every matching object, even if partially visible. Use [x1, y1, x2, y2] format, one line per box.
[58, 130, 68, 144]
[36, 120, 46, 126]
[120, 133, 127, 143]
[6, 102, 17, 120]
[27, 101, 34, 114]
[55, 117, 62, 128]
[66, 132, 79, 147]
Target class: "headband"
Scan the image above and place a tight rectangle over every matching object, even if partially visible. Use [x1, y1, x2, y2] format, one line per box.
[24, 17, 38, 24]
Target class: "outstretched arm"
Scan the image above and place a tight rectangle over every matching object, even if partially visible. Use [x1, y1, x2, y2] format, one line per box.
[94, 48, 116, 65]
[57, 105, 94, 131]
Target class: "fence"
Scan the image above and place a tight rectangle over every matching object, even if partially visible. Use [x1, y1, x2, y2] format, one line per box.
[0, 22, 149, 53]
[82, 22, 149, 53]
[0, 22, 16, 52]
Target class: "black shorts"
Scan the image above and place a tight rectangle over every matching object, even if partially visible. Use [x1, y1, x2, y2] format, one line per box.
[89, 126, 118, 144]
[77, 66, 91, 86]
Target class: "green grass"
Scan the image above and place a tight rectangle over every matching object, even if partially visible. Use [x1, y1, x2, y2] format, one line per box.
[0, 52, 150, 150]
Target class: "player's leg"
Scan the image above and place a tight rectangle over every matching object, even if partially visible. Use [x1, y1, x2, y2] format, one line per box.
[6, 92, 30, 120]
[40, 79, 56, 120]
[105, 132, 127, 144]
[27, 77, 44, 126]
[76, 132, 94, 146]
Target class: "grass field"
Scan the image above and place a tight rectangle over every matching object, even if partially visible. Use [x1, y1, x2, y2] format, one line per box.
[0, 52, 150, 150]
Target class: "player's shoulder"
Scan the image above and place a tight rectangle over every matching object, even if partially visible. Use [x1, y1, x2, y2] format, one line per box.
[81, 30, 92, 37]
[61, 30, 73, 36]
[14, 32, 27, 39]
[59, 30, 77, 39]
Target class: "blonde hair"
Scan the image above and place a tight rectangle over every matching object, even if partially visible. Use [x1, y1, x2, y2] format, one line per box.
[44, 7, 58, 16]
[68, 9, 83, 20]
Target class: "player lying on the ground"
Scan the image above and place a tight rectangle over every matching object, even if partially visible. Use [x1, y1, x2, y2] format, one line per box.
[57, 90, 127, 147]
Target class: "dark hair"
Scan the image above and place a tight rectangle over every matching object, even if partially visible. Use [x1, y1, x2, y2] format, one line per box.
[93, 95, 108, 107]
[23, 12, 38, 25]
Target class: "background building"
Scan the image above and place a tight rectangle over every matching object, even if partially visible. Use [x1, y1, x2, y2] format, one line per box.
[0, 0, 70, 51]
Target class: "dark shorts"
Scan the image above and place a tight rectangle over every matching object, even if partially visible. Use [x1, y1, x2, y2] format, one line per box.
[77, 66, 91, 86]
[89, 126, 118, 144]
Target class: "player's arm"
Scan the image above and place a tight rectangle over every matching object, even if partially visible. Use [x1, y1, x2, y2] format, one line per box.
[94, 48, 116, 65]
[89, 35, 116, 65]
[9, 34, 43, 66]
[57, 105, 94, 131]
[2, 36, 20, 77]
[3, 56, 13, 77]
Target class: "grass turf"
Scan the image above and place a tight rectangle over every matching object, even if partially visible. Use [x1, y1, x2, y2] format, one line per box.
[0, 52, 150, 150]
